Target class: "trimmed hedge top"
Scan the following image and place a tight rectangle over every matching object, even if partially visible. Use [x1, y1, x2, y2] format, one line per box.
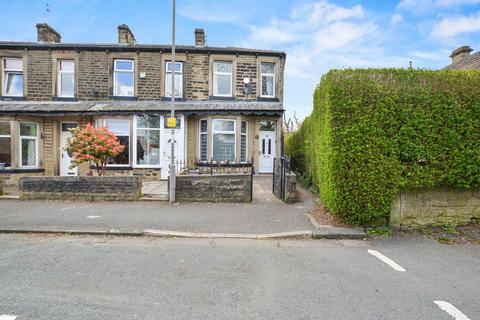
[288, 69, 480, 225]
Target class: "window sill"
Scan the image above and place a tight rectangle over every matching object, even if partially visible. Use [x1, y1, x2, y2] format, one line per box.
[161, 97, 185, 102]
[0, 168, 45, 174]
[209, 96, 236, 101]
[109, 96, 138, 101]
[53, 97, 77, 102]
[90, 165, 133, 171]
[257, 97, 279, 102]
[0, 96, 26, 101]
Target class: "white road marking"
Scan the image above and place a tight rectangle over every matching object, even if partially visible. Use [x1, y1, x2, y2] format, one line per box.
[87, 215, 101, 219]
[434, 301, 471, 320]
[367, 249, 406, 272]
[60, 206, 75, 211]
[0, 315, 17, 320]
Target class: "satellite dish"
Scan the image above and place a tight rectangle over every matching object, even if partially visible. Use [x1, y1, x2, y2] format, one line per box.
[243, 77, 250, 84]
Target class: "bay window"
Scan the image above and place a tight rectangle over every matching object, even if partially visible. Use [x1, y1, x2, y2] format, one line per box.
[240, 121, 248, 162]
[3, 58, 23, 96]
[19, 123, 38, 167]
[135, 115, 161, 166]
[213, 61, 232, 97]
[212, 119, 235, 161]
[165, 61, 183, 98]
[113, 59, 134, 97]
[0, 121, 11, 168]
[105, 119, 130, 165]
[199, 120, 208, 161]
[261, 63, 275, 98]
[57, 60, 75, 97]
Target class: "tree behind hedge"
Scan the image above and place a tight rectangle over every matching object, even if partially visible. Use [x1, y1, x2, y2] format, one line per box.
[287, 69, 480, 225]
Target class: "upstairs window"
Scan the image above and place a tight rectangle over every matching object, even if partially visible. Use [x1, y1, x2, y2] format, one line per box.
[213, 61, 232, 97]
[0, 121, 11, 168]
[3, 58, 23, 97]
[165, 61, 183, 98]
[57, 60, 75, 97]
[261, 63, 275, 98]
[114, 59, 134, 97]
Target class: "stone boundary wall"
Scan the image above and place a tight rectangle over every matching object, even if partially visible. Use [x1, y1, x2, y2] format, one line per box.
[175, 174, 252, 202]
[390, 187, 480, 228]
[20, 176, 142, 201]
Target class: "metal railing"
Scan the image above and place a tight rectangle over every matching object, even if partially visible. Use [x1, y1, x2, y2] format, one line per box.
[174, 158, 254, 175]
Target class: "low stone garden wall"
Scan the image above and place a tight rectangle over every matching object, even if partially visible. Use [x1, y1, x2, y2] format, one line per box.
[390, 187, 480, 228]
[175, 174, 252, 202]
[20, 176, 142, 201]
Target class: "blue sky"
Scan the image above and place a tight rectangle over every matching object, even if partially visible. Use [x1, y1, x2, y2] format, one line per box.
[1, 0, 480, 119]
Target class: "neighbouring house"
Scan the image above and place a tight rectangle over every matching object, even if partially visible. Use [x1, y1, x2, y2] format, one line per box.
[0, 23, 285, 194]
[442, 45, 480, 70]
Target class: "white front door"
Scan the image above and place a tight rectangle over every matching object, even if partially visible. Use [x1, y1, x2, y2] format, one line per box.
[161, 115, 185, 179]
[259, 125, 276, 173]
[60, 122, 78, 176]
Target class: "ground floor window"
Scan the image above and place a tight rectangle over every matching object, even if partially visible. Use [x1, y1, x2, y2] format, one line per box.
[105, 119, 130, 165]
[0, 121, 11, 168]
[199, 120, 207, 161]
[212, 119, 235, 161]
[240, 121, 248, 162]
[135, 115, 160, 166]
[19, 122, 38, 167]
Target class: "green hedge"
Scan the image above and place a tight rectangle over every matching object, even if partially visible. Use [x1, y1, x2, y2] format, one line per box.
[287, 69, 480, 225]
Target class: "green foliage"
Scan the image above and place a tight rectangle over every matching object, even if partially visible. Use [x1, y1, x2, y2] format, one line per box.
[366, 227, 393, 236]
[441, 223, 458, 234]
[285, 69, 480, 225]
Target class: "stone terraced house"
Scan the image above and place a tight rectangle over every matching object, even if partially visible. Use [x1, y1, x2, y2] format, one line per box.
[0, 24, 286, 194]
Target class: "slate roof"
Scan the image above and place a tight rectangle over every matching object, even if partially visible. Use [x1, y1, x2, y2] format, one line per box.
[0, 100, 284, 116]
[0, 41, 286, 57]
[442, 51, 480, 70]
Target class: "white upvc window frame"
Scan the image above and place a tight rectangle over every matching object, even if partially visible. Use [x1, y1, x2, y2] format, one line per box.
[0, 121, 12, 168]
[260, 62, 275, 98]
[198, 119, 208, 161]
[102, 118, 131, 166]
[133, 115, 162, 168]
[165, 61, 183, 98]
[113, 59, 135, 97]
[57, 59, 75, 97]
[2, 57, 24, 97]
[213, 61, 233, 97]
[19, 122, 39, 168]
[240, 120, 248, 162]
[212, 119, 236, 161]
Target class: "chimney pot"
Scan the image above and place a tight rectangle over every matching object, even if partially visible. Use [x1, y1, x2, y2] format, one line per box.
[36, 23, 61, 43]
[118, 24, 136, 45]
[450, 46, 473, 64]
[195, 28, 205, 47]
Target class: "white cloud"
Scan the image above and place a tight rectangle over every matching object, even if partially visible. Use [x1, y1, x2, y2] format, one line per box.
[390, 13, 403, 24]
[398, 0, 480, 10]
[431, 12, 480, 38]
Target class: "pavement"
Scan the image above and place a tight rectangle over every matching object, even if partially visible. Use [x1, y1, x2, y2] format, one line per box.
[0, 176, 364, 239]
[0, 234, 478, 319]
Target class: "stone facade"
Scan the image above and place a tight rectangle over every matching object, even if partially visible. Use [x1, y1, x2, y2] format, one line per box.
[20, 176, 142, 201]
[390, 187, 480, 228]
[175, 174, 252, 202]
[284, 172, 297, 204]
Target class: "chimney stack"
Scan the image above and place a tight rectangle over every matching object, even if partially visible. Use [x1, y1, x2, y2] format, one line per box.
[450, 46, 473, 64]
[118, 24, 135, 45]
[36, 23, 61, 43]
[195, 28, 205, 47]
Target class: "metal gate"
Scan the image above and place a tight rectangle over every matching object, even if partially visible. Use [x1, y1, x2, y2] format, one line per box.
[272, 156, 291, 201]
